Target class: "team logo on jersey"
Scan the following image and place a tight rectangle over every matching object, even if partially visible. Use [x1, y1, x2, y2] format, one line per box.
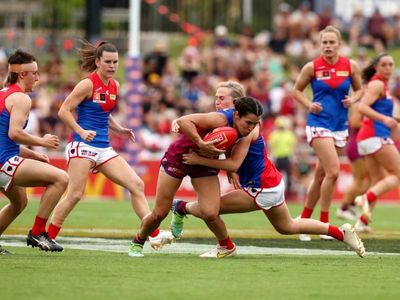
[93, 92, 107, 103]
[336, 71, 349, 77]
[316, 70, 331, 80]
[110, 94, 116, 100]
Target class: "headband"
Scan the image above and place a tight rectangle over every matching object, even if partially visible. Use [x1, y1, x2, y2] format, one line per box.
[8, 64, 22, 73]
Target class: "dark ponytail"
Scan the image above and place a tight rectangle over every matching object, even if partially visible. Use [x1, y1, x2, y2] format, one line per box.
[362, 52, 390, 83]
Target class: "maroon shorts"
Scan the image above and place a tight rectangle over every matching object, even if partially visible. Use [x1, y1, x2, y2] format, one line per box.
[161, 155, 219, 179]
[346, 131, 361, 162]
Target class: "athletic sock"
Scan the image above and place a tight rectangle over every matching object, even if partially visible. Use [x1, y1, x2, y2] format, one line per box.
[366, 191, 377, 204]
[219, 236, 235, 250]
[320, 211, 329, 223]
[149, 228, 160, 238]
[31, 216, 47, 236]
[47, 223, 61, 239]
[176, 200, 188, 215]
[300, 207, 313, 218]
[360, 215, 369, 225]
[133, 234, 146, 245]
[328, 225, 344, 241]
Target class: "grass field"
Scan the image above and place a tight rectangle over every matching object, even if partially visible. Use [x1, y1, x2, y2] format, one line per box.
[1, 199, 400, 300]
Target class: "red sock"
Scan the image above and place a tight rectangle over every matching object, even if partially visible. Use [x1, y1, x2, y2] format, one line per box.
[31, 216, 48, 236]
[328, 225, 344, 241]
[47, 223, 61, 239]
[149, 228, 160, 238]
[360, 215, 369, 225]
[300, 207, 313, 218]
[176, 201, 188, 215]
[219, 237, 235, 250]
[366, 191, 377, 204]
[320, 211, 329, 223]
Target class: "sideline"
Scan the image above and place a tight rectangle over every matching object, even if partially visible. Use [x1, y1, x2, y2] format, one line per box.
[2, 235, 400, 256]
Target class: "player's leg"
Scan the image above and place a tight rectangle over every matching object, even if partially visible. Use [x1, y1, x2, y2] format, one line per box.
[129, 169, 182, 257]
[337, 158, 369, 221]
[0, 186, 28, 236]
[13, 159, 69, 251]
[101, 157, 176, 249]
[0, 186, 27, 255]
[265, 202, 365, 257]
[99, 156, 149, 219]
[48, 158, 91, 239]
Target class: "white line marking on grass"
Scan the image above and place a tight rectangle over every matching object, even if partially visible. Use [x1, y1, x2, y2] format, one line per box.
[2, 235, 399, 256]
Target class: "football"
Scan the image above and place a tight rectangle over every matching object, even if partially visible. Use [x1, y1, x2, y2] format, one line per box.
[203, 126, 238, 150]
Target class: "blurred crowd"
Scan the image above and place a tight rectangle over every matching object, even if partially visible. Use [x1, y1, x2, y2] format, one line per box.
[2, 1, 400, 199]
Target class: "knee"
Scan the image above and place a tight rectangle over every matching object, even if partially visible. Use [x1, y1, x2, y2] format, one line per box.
[274, 224, 293, 235]
[57, 172, 69, 189]
[200, 210, 219, 223]
[129, 177, 145, 195]
[68, 189, 85, 204]
[325, 170, 339, 182]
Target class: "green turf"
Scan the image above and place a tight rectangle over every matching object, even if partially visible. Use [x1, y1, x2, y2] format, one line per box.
[2, 199, 400, 300]
[3, 199, 400, 239]
[1, 247, 399, 300]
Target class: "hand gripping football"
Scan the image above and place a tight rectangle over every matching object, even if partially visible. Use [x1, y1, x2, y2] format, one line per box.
[203, 126, 238, 150]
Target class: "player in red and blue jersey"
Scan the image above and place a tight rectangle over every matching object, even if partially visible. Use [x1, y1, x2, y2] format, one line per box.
[293, 26, 363, 241]
[129, 96, 263, 257]
[0, 50, 69, 254]
[173, 106, 365, 258]
[354, 53, 400, 231]
[48, 41, 174, 249]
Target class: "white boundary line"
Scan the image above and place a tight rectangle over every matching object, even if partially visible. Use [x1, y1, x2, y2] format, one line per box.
[2, 235, 400, 256]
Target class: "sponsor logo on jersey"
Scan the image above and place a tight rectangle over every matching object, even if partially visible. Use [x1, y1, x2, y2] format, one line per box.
[93, 92, 107, 103]
[316, 70, 331, 80]
[336, 71, 349, 77]
[110, 94, 116, 100]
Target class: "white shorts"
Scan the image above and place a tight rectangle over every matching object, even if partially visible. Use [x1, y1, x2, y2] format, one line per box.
[242, 179, 285, 211]
[0, 156, 25, 192]
[66, 141, 118, 174]
[306, 126, 348, 148]
[357, 137, 394, 156]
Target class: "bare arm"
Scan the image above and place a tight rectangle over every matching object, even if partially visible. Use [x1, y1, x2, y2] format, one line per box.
[342, 60, 364, 107]
[19, 146, 50, 162]
[293, 62, 322, 114]
[7, 93, 59, 149]
[58, 79, 96, 142]
[176, 112, 228, 156]
[183, 125, 258, 172]
[358, 80, 397, 129]
[108, 114, 135, 142]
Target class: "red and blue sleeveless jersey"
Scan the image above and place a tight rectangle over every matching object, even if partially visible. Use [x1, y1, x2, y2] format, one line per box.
[72, 72, 118, 148]
[308, 56, 352, 131]
[0, 84, 23, 164]
[218, 109, 282, 189]
[357, 74, 393, 141]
